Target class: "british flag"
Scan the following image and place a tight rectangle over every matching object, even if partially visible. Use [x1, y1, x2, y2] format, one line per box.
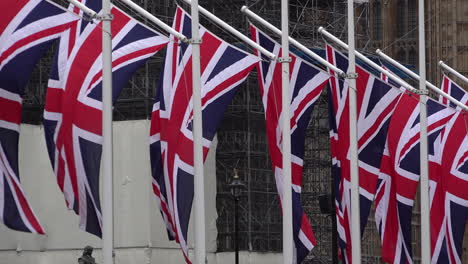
[0, 0, 77, 234]
[380, 65, 404, 89]
[374, 90, 455, 263]
[249, 25, 329, 262]
[149, 6, 258, 263]
[430, 76, 467, 263]
[43, 0, 168, 237]
[439, 75, 467, 108]
[326, 44, 402, 263]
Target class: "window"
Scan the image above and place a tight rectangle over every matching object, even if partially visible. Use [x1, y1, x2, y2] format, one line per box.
[373, 0, 382, 40]
[408, 0, 417, 38]
[408, 48, 417, 66]
[396, 0, 406, 37]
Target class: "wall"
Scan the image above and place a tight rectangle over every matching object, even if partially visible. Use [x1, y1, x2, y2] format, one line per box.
[0, 120, 266, 264]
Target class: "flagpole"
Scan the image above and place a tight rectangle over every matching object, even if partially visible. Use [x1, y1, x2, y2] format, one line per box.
[190, 0, 206, 263]
[376, 50, 468, 111]
[318, 28, 417, 93]
[181, 0, 276, 60]
[240, 6, 345, 77]
[418, 0, 430, 262]
[346, 0, 361, 262]
[439, 61, 468, 85]
[118, 0, 187, 42]
[102, 0, 114, 263]
[280, 0, 293, 263]
[67, 0, 97, 18]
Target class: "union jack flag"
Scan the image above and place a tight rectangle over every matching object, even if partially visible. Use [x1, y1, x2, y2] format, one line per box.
[326, 44, 402, 263]
[374, 91, 455, 263]
[439, 75, 467, 108]
[0, 0, 77, 234]
[249, 25, 330, 262]
[430, 77, 467, 263]
[380, 65, 404, 89]
[149, 7, 258, 263]
[43, 0, 168, 237]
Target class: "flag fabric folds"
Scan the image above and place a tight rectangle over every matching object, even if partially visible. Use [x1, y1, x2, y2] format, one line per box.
[43, 0, 168, 237]
[439, 75, 467, 108]
[0, 0, 77, 234]
[326, 44, 402, 263]
[374, 91, 455, 263]
[430, 76, 468, 263]
[249, 24, 328, 263]
[149, 6, 259, 263]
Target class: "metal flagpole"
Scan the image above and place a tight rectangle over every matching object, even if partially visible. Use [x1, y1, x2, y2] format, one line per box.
[240, 6, 345, 76]
[102, 0, 114, 262]
[280, 0, 293, 263]
[376, 50, 468, 111]
[190, 0, 206, 263]
[67, 0, 97, 18]
[118, 0, 187, 42]
[439, 61, 468, 85]
[418, 0, 430, 262]
[318, 27, 417, 93]
[346, 0, 361, 262]
[182, 0, 275, 60]
[64, 1, 116, 263]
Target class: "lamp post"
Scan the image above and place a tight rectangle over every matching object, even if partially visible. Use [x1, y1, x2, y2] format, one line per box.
[229, 169, 245, 264]
[318, 194, 338, 264]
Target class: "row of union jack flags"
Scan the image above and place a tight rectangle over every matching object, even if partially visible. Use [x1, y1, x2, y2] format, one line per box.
[1, 0, 467, 263]
[327, 43, 468, 263]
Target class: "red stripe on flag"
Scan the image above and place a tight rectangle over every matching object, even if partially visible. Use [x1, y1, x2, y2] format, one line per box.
[0, 23, 76, 64]
[0, 97, 21, 124]
[0, 0, 30, 33]
[5, 172, 45, 234]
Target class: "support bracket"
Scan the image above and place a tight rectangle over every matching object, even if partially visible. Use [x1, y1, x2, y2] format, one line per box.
[414, 89, 429, 95]
[97, 13, 114, 21]
[345, 72, 358, 79]
[189, 38, 203, 44]
[278, 57, 292, 63]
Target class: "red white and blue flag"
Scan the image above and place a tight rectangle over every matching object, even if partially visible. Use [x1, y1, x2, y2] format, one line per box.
[43, 0, 168, 237]
[326, 44, 402, 263]
[430, 76, 467, 263]
[149, 7, 258, 263]
[439, 75, 467, 108]
[380, 65, 404, 89]
[0, 0, 77, 234]
[250, 25, 328, 262]
[374, 91, 455, 263]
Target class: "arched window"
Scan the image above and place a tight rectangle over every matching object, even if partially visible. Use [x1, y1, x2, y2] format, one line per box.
[408, 48, 417, 66]
[396, 0, 406, 37]
[408, 0, 417, 38]
[397, 48, 406, 62]
[373, 0, 382, 40]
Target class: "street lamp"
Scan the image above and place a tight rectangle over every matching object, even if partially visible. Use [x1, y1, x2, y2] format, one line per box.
[318, 193, 338, 264]
[229, 169, 245, 264]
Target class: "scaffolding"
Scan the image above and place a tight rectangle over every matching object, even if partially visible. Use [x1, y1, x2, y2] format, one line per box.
[20, 0, 468, 263]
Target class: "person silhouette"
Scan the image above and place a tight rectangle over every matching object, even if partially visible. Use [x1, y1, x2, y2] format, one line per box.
[78, 246, 96, 264]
